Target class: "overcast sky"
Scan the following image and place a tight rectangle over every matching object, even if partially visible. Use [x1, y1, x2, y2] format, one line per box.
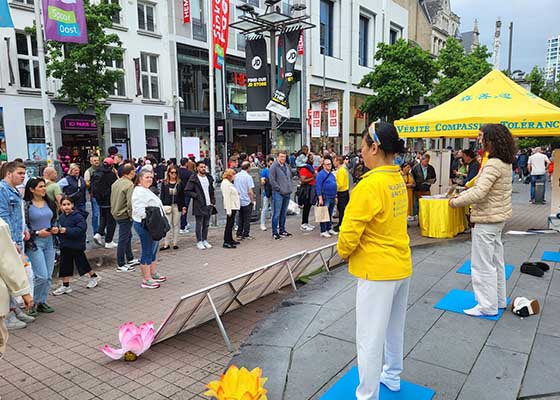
[453, 0, 559, 73]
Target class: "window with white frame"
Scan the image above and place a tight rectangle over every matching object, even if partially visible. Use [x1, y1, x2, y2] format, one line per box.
[106, 53, 126, 97]
[137, 1, 156, 32]
[103, 0, 122, 25]
[389, 25, 402, 45]
[140, 53, 159, 99]
[320, 0, 334, 56]
[358, 15, 369, 67]
[16, 32, 40, 89]
[12, 0, 34, 5]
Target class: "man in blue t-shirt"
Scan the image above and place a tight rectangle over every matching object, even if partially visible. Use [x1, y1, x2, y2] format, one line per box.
[259, 156, 274, 231]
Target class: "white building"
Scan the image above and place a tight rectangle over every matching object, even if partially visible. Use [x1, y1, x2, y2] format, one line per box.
[546, 35, 560, 86]
[424, 0, 460, 56]
[0, 0, 176, 163]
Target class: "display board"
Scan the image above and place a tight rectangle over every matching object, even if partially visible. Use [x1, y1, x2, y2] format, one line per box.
[181, 137, 201, 160]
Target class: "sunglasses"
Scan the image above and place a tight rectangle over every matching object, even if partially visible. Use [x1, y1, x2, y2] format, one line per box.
[169, 171, 177, 174]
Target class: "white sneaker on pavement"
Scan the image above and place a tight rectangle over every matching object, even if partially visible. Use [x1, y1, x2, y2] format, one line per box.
[116, 264, 135, 272]
[203, 241, 213, 249]
[14, 308, 35, 323]
[93, 233, 105, 247]
[300, 224, 308, 231]
[53, 285, 73, 296]
[320, 232, 332, 238]
[260, 224, 267, 231]
[86, 276, 99, 289]
[127, 259, 140, 266]
[328, 229, 338, 236]
[196, 241, 206, 250]
[6, 311, 26, 330]
[307, 223, 315, 230]
[104, 241, 118, 249]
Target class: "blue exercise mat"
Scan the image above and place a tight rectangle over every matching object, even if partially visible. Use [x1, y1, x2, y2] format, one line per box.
[434, 289, 509, 321]
[320, 366, 435, 400]
[457, 260, 515, 280]
[542, 251, 560, 263]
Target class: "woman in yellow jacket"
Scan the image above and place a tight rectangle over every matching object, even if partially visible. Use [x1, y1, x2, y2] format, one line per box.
[337, 122, 411, 400]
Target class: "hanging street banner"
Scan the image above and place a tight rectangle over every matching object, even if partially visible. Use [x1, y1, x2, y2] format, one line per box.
[297, 31, 304, 55]
[266, 28, 302, 119]
[211, 0, 229, 70]
[245, 37, 270, 122]
[183, 0, 190, 23]
[133, 57, 142, 96]
[311, 102, 321, 138]
[0, 0, 14, 27]
[43, 0, 88, 43]
[328, 101, 339, 137]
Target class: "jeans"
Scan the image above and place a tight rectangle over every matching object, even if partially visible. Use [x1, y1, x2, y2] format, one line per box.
[97, 206, 116, 242]
[530, 174, 546, 201]
[271, 192, 290, 235]
[224, 210, 237, 244]
[260, 195, 270, 226]
[116, 219, 134, 267]
[27, 236, 56, 305]
[320, 197, 336, 233]
[195, 214, 210, 242]
[133, 221, 159, 265]
[237, 204, 253, 237]
[337, 191, 349, 228]
[91, 197, 99, 236]
[180, 196, 191, 229]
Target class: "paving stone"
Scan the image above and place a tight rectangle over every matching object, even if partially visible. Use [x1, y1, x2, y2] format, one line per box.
[519, 334, 560, 398]
[537, 294, 560, 338]
[285, 334, 356, 400]
[402, 358, 467, 400]
[405, 290, 446, 333]
[322, 285, 356, 312]
[296, 305, 350, 348]
[293, 273, 355, 306]
[457, 345, 528, 400]
[320, 311, 356, 343]
[486, 304, 540, 354]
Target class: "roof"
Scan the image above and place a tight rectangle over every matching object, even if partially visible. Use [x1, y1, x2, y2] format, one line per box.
[395, 69, 560, 138]
[461, 31, 476, 53]
[424, 0, 442, 21]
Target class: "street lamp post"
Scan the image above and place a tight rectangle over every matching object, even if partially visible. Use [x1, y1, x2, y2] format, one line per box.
[229, 0, 314, 154]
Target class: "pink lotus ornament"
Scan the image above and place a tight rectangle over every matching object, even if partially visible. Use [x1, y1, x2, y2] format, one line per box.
[101, 321, 155, 361]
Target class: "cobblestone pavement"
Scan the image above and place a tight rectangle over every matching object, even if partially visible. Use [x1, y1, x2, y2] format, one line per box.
[0, 182, 551, 400]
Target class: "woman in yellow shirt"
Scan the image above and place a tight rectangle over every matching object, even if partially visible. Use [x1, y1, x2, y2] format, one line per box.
[337, 122, 411, 400]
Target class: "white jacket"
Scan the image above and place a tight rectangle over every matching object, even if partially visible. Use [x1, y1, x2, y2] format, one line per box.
[131, 186, 165, 223]
[221, 179, 240, 216]
[0, 218, 30, 317]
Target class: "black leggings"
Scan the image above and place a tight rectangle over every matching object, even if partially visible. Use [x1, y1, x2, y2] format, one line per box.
[302, 201, 312, 225]
[224, 210, 237, 244]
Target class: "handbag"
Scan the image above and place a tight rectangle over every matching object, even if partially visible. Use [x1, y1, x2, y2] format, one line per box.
[314, 205, 331, 223]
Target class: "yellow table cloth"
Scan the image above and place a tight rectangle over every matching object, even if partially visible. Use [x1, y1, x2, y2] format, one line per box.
[418, 198, 467, 238]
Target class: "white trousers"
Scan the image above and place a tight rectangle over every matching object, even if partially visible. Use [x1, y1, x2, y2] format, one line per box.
[471, 222, 507, 314]
[355, 277, 410, 400]
[164, 207, 181, 246]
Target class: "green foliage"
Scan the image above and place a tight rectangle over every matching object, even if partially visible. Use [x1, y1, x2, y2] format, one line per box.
[526, 66, 546, 97]
[45, 0, 123, 152]
[358, 39, 438, 122]
[429, 38, 492, 105]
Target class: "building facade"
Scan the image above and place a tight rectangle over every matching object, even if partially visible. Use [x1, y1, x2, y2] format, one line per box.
[546, 35, 560, 86]
[461, 19, 480, 54]
[393, 0, 432, 53]
[424, 0, 460, 56]
[0, 0, 178, 164]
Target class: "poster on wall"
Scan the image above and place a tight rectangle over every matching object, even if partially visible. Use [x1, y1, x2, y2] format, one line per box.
[42, 0, 88, 43]
[182, 137, 201, 161]
[211, 0, 230, 70]
[28, 143, 47, 161]
[311, 103, 321, 138]
[327, 101, 339, 137]
[266, 29, 302, 119]
[245, 37, 270, 121]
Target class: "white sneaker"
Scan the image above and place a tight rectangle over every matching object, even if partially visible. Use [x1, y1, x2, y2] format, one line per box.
[53, 285, 73, 296]
[93, 233, 105, 246]
[300, 224, 308, 231]
[14, 308, 35, 323]
[328, 229, 338, 236]
[307, 223, 315, 230]
[179, 229, 187, 234]
[203, 241, 212, 249]
[6, 311, 26, 330]
[320, 232, 332, 238]
[116, 264, 135, 272]
[104, 241, 118, 249]
[197, 241, 206, 250]
[127, 259, 140, 266]
[86, 276, 98, 289]
[260, 224, 267, 231]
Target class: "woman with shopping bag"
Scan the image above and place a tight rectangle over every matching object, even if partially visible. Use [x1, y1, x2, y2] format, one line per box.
[337, 122, 410, 400]
[315, 158, 338, 238]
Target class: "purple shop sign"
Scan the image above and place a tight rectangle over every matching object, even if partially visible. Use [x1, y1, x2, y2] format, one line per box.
[43, 0, 88, 44]
[61, 115, 97, 131]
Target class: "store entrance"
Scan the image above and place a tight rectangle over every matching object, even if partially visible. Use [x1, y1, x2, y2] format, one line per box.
[232, 129, 266, 155]
[61, 131, 99, 167]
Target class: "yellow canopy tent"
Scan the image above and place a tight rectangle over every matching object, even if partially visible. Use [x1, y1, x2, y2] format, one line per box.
[395, 69, 560, 138]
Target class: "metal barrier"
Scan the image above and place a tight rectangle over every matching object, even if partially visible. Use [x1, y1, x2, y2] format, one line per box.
[154, 242, 342, 350]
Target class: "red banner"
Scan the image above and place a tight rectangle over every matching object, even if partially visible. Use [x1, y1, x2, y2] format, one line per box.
[212, 0, 230, 70]
[183, 0, 190, 23]
[297, 31, 304, 55]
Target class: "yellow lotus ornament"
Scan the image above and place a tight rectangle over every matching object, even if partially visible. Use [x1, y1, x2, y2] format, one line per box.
[204, 365, 268, 400]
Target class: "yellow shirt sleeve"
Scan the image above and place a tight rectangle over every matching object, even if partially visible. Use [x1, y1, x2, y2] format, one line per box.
[337, 179, 381, 259]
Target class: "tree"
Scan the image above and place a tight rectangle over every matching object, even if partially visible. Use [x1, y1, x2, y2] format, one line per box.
[526, 66, 546, 97]
[430, 37, 492, 105]
[358, 39, 438, 123]
[46, 0, 123, 154]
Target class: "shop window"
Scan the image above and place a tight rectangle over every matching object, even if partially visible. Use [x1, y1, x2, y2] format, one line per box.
[25, 109, 47, 160]
[107, 52, 126, 97]
[16, 32, 40, 89]
[178, 52, 210, 113]
[137, 1, 156, 32]
[358, 15, 369, 67]
[140, 53, 159, 99]
[145, 116, 162, 160]
[226, 69, 247, 114]
[320, 0, 334, 56]
[110, 114, 130, 159]
[103, 0, 122, 25]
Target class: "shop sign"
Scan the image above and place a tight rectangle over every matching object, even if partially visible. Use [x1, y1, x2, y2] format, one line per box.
[327, 101, 339, 137]
[61, 115, 97, 131]
[43, 0, 88, 44]
[233, 72, 247, 86]
[311, 103, 321, 138]
[211, 0, 230, 70]
[183, 0, 190, 23]
[297, 31, 304, 55]
[307, 108, 312, 126]
[245, 37, 270, 121]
